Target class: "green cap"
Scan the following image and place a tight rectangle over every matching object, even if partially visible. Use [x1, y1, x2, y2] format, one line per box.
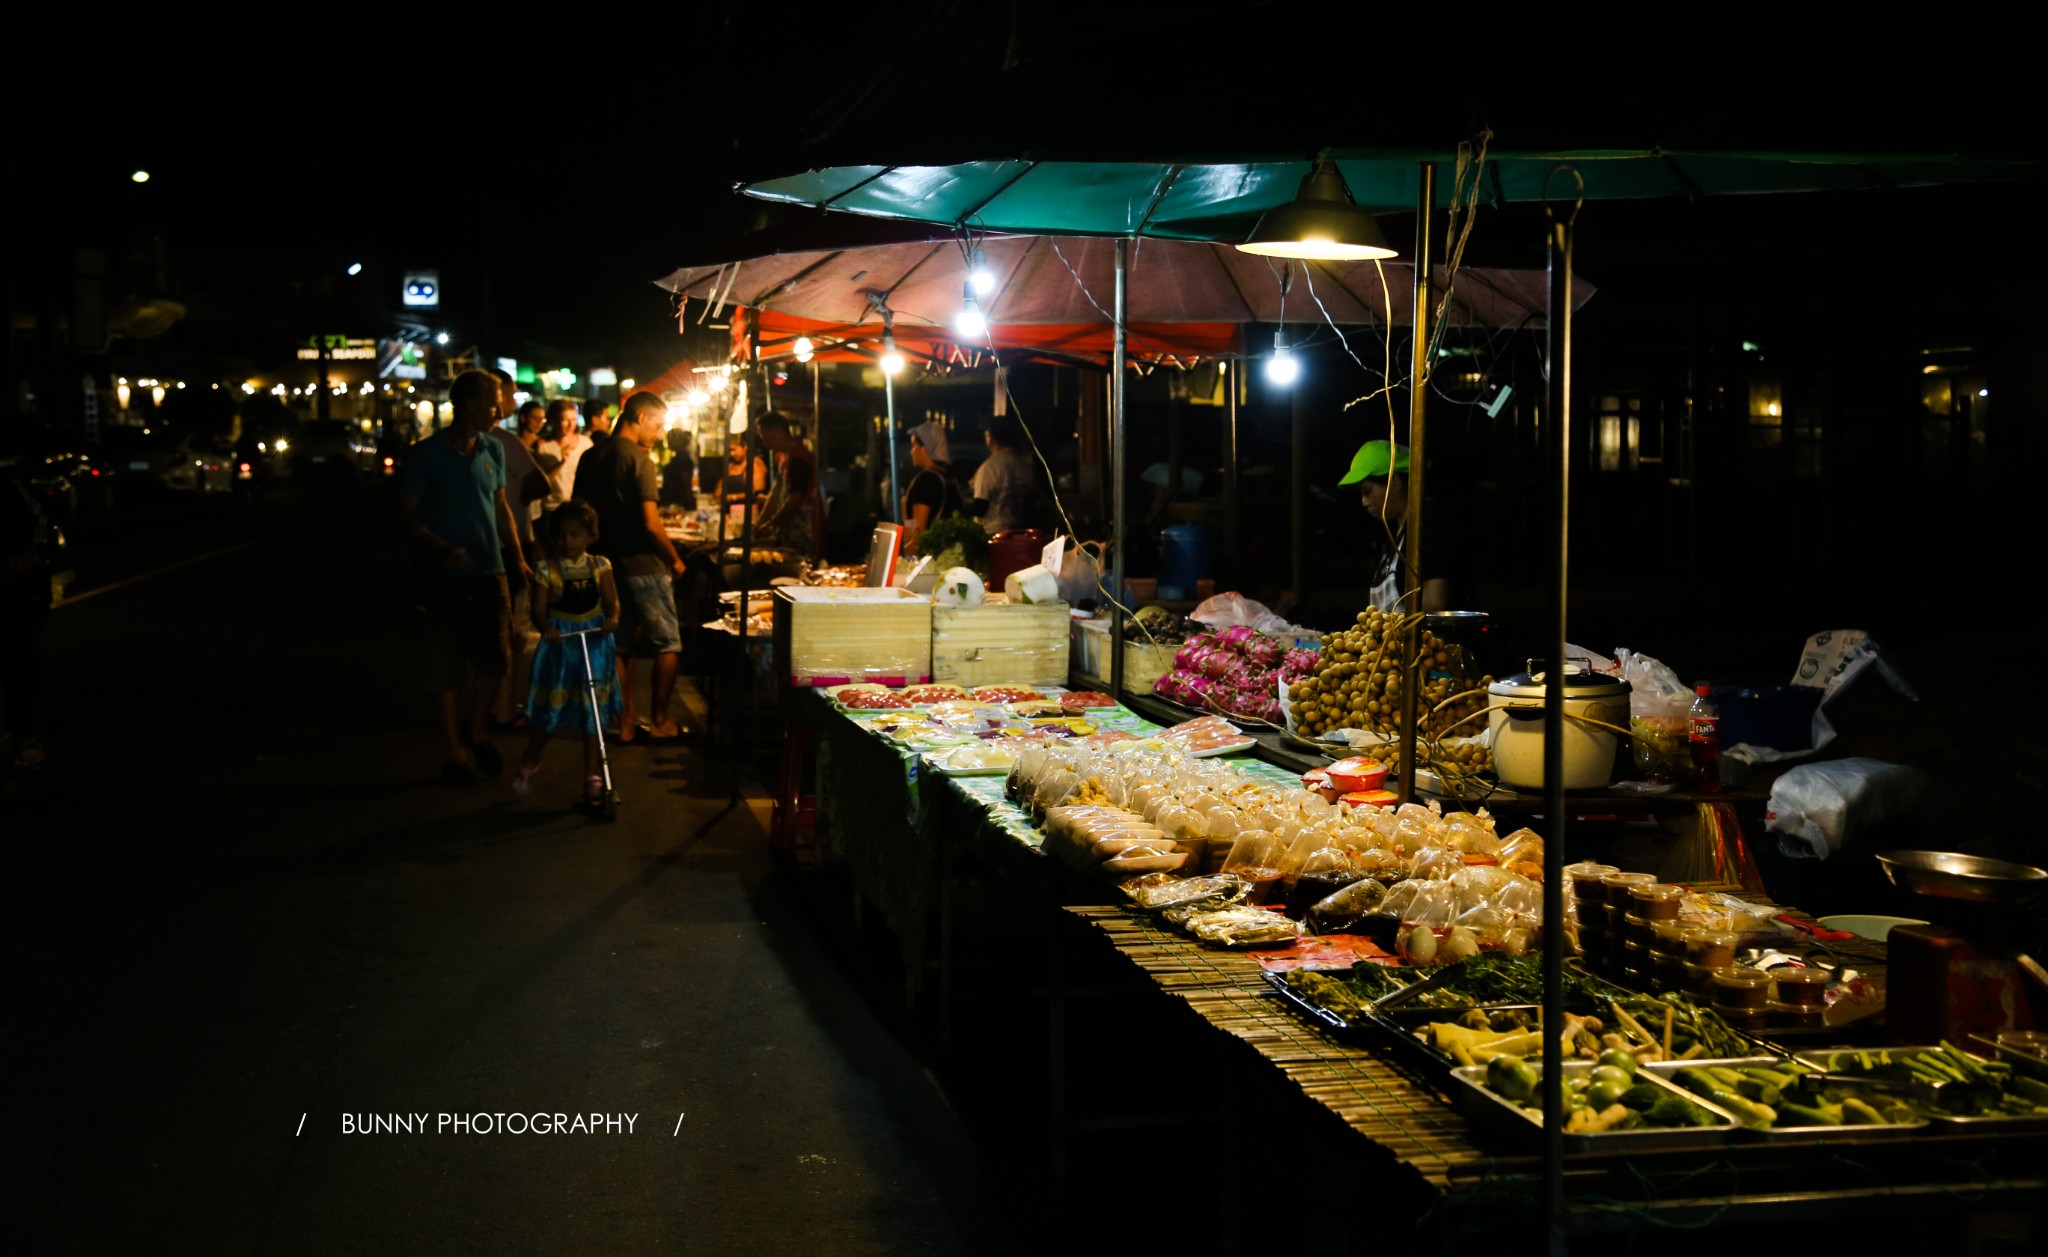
[1338, 439, 1410, 486]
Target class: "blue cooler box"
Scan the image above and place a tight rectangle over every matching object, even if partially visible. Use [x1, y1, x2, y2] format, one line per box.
[1709, 683, 1821, 751]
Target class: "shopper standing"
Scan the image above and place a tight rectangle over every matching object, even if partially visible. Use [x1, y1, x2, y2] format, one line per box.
[400, 368, 531, 782]
[573, 392, 690, 743]
[969, 414, 1039, 535]
[541, 398, 586, 507]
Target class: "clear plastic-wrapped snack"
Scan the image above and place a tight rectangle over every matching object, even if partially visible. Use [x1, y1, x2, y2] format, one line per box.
[1305, 876, 1388, 934]
[1183, 905, 1307, 947]
[1123, 872, 1250, 911]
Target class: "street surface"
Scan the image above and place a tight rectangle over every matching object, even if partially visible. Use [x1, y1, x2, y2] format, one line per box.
[10, 478, 1020, 1254]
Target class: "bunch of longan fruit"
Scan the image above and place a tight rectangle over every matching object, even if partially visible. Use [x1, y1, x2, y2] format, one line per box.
[1287, 609, 1494, 769]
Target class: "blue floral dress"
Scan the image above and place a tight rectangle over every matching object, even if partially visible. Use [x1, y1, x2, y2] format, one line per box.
[525, 553, 620, 733]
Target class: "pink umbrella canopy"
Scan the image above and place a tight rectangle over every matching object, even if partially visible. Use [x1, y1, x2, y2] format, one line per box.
[657, 228, 1591, 335]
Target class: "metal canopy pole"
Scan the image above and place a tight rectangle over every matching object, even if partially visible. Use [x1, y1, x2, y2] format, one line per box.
[1109, 238, 1129, 697]
[1539, 200, 1576, 1257]
[1224, 360, 1240, 584]
[883, 320, 902, 524]
[1396, 161, 1434, 804]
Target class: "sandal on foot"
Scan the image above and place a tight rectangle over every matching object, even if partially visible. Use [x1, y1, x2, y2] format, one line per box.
[510, 764, 538, 796]
[442, 759, 483, 786]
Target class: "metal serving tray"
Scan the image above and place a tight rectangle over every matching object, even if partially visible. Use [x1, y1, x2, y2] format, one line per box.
[1806, 1046, 2048, 1133]
[1261, 970, 1376, 1038]
[1643, 1057, 1930, 1140]
[1450, 1061, 1739, 1152]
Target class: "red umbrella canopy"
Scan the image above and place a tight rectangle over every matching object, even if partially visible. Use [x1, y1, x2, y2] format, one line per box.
[659, 228, 1591, 342]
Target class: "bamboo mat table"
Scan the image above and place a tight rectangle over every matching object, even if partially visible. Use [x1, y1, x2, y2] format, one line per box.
[1070, 905, 1499, 1192]
[1066, 905, 2048, 1235]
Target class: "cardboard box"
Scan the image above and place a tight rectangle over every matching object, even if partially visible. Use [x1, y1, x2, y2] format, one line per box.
[932, 600, 1071, 687]
[773, 587, 932, 687]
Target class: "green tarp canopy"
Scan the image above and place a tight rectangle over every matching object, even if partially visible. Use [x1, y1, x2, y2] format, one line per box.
[741, 151, 2039, 238]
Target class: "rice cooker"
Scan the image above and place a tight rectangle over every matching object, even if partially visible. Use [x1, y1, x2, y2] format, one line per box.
[1488, 661, 1632, 790]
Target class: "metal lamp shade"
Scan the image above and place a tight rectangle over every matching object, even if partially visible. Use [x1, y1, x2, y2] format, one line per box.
[1237, 161, 1397, 260]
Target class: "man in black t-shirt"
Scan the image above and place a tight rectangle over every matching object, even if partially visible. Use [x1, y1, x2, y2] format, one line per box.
[572, 392, 690, 742]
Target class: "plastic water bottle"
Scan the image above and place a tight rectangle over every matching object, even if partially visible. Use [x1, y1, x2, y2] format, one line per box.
[1687, 683, 1722, 794]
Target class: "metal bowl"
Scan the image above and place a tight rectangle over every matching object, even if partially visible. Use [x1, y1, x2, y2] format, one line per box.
[1876, 850, 2048, 905]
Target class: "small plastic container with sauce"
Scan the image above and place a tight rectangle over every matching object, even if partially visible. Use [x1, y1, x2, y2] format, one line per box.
[1622, 913, 1655, 948]
[1621, 938, 1653, 984]
[1772, 967, 1831, 1007]
[1683, 961, 1719, 1000]
[1628, 882, 1685, 922]
[1714, 1002, 1772, 1033]
[1710, 965, 1772, 1009]
[1652, 952, 1688, 993]
[1566, 862, 1620, 906]
[1599, 871, 1657, 906]
[1650, 920, 1697, 958]
[1770, 1001, 1825, 1031]
[1685, 929, 1738, 971]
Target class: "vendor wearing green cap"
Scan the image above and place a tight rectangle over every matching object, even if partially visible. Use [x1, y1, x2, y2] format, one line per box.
[1338, 439, 1461, 614]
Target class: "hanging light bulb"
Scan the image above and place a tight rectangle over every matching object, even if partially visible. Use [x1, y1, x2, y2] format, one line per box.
[116, 381, 132, 409]
[1266, 337, 1300, 386]
[966, 248, 995, 296]
[955, 284, 988, 339]
[793, 336, 815, 364]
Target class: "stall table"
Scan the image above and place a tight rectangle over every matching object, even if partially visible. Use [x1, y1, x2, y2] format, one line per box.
[793, 686, 2048, 1244]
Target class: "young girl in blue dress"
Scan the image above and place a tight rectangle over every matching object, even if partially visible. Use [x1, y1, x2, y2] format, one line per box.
[512, 501, 621, 804]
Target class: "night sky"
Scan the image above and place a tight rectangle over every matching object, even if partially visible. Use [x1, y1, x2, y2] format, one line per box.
[15, 9, 2038, 379]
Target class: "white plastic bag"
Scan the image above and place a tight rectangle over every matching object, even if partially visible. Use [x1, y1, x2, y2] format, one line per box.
[1765, 757, 1930, 860]
[1054, 539, 1108, 605]
[1190, 592, 1310, 638]
[1615, 647, 1693, 723]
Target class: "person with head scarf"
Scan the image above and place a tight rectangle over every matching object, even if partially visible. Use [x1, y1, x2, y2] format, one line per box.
[902, 421, 965, 551]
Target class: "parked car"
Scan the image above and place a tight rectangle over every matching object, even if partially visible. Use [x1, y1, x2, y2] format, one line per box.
[27, 450, 118, 518]
[291, 421, 371, 481]
[162, 433, 236, 493]
[97, 426, 176, 489]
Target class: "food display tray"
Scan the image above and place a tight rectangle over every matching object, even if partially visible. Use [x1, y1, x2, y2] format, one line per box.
[1642, 1057, 1930, 1140]
[1450, 1062, 1740, 1152]
[1261, 970, 1377, 1039]
[1805, 1047, 2048, 1133]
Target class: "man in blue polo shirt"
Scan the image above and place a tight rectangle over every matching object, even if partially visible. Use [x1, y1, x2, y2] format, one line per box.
[401, 368, 532, 783]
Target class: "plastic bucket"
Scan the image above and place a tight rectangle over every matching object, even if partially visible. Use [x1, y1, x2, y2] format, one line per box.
[1157, 523, 1217, 600]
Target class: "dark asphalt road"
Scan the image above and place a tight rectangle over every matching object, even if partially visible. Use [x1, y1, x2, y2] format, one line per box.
[9, 481, 1022, 1255]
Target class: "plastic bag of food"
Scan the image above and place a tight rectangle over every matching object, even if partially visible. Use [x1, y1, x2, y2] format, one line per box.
[1409, 845, 1463, 881]
[1123, 872, 1250, 911]
[1442, 811, 1500, 857]
[1183, 905, 1306, 947]
[1306, 877, 1388, 934]
[1355, 847, 1409, 885]
[1395, 882, 1461, 964]
[1378, 878, 1424, 923]
[1495, 828, 1545, 875]
[1220, 830, 1286, 905]
[1284, 845, 1368, 919]
[1104, 845, 1189, 875]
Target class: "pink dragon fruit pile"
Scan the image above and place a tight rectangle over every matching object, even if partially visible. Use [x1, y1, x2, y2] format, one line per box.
[1154, 625, 1319, 723]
